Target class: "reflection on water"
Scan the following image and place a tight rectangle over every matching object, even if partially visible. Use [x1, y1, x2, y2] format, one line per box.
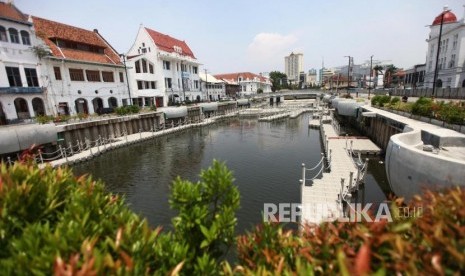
[73, 114, 390, 232]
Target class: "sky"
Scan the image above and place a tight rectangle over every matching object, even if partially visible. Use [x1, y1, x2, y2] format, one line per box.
[13, 0, 465, 74]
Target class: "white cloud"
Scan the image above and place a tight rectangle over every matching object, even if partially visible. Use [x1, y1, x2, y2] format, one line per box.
[246, 32, 299, 71]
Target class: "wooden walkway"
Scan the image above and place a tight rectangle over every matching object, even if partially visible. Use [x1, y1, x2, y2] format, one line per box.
[301, 121, 381, 225]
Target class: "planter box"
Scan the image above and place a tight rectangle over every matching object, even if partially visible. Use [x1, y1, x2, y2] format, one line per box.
[430, 119, 444, 127]
[419, 116, 431, 123]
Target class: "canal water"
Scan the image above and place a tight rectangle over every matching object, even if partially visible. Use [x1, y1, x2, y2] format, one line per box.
[72, 113, 391, 232]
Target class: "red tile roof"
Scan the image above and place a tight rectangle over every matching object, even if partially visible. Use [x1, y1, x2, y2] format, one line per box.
[0, 2, 29, 24]
[215, 72, 269, 83]
[32, 16, 121, 65]
[145, 27, 195, 59]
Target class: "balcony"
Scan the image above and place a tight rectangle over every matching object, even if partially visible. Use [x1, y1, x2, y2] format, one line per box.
[0, 87, 44, 94]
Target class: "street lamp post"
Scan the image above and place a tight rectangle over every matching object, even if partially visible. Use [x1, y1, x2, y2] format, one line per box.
[369, 55, 373, 99]
[432, 8, 448, 98]
[204, 68, 209, 101]
[120, 54, 132, 105]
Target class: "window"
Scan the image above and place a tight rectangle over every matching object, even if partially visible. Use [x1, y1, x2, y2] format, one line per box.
[5, 66, 22, 87]
[86, 70, 101, 82]
[151, 81, 156, 89]
[0, 26, 7, 42]
[137, 80, 143, 90]
[119, 72, 124, 82]
[149, 64, 154, 74]
[194, 80, 199, 89]
[69, 68, 85, 81]
[165, 77, 172, 89]
[135, 60, 141, 73]
[20, 31, 30, 45]
[8, 28, 19, 43]
[193, 66, 198, 74]
[145, 81, 150, 89]
[102, 71, 114, 82]
[450, 54, 456, 68]
[25, 68, 39, 87]
[54, 67, 62, 80]
[142, 59, 147, 73]
[163, 61, 171, 70]
[453, 34, 458, 50]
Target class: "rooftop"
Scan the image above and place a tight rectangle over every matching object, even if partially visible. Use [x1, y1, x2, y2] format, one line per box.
[0, 1, 30, 25]
[32, 16, 121, 65]
[145, 27, 195, 59]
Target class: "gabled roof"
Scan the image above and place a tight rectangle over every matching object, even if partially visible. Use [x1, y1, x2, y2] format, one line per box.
[145, 27, 195, 59]
[0, 1, 30, 25]
[32, 16, 121, 65]
[214, 72, 269, 83]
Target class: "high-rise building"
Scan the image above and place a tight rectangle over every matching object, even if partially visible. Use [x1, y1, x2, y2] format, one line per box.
[284, 52, 303, 82]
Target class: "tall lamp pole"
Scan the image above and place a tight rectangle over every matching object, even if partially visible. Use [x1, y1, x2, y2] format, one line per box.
[369, 55, 373, 99]
[432, 7, 448, 98]
[121, 54, 132, 105]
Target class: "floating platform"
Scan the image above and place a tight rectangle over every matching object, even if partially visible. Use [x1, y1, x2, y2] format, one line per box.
[301, 120, 381, 225]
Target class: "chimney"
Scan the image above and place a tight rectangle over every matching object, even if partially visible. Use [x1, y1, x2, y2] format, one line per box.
[93, 29, 99, 33]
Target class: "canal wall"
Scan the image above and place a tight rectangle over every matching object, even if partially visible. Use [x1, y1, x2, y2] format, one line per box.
[0, 102, 239, 160]
[334, 103, 465, 200]
[335, 109, 404, 152]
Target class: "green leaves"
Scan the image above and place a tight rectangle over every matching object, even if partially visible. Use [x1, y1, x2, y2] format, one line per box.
[169, 160, 240, 274]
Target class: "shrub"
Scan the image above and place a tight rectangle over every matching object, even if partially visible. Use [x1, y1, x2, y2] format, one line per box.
[378, 95, 391, 107]
[114, 105, 140, 116]
[411, 97, 433, 117]
[371, 95, 381, 106]
[438, 103, 465, 124]
[234, 187, 465, 274]
[36, 115, 53, 124]
[0, 160, 239, 275]
[390, 96, 400, 105]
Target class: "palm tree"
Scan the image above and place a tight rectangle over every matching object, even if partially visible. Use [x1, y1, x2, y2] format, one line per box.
[384, 65, 398, 88]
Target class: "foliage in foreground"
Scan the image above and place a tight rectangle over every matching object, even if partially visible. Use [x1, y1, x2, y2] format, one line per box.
[233, 188, 465, 275]
[1, 160, 465, 275]
[0, 160, 239, 275]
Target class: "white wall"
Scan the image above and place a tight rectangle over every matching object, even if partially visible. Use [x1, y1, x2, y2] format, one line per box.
[0, 18, 49, 122]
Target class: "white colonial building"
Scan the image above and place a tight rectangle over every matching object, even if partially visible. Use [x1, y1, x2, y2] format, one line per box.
[214, 72, 271, 96]
[198, 72, 226, 101]
[425, 7, 465, 88]
[126, 25, 202, 106]
[0, 2, 49, 125]
[31, 16, 129, 116]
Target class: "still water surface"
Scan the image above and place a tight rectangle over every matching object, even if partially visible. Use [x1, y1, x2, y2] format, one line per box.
[73, 114, 390, 232]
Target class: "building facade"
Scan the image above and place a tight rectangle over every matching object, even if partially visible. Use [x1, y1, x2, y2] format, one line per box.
[32, 16, 128, 116]
[424, 7, 465, 88]
[198, 72, 226, 101]
[0, 2, 48, 124]
[214, 72, 271, 96]
[125, 25, 201, 106]
[404, 64, 426, 89]
[284, 52, 303, 82]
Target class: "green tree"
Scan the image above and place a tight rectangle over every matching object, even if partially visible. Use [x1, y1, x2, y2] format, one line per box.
[269, 71, 288, 92]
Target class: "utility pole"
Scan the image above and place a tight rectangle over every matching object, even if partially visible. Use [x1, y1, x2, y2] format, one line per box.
[344, 56, 351, 95]
[369, 55, 373, 99]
